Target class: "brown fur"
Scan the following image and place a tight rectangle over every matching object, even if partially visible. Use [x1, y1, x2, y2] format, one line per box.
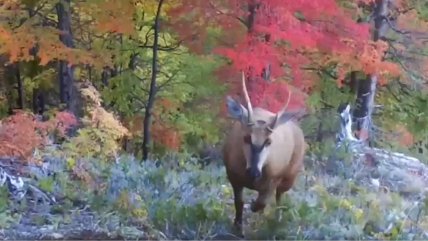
[222, 73, 306, 234]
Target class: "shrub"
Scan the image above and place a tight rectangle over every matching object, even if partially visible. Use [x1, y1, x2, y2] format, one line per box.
[61, 81, 130, 161]
[0, 110, 77, 162]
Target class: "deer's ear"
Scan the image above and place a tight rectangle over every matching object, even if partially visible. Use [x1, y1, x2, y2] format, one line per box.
[269, 111, 300, 129]
[226, 96, 249, 123]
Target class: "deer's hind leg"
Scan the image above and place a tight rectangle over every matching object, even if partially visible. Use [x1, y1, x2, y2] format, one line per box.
[276, 141, 306, 205]
[275, 175, 297, 204]
[275, 171, 301, 221]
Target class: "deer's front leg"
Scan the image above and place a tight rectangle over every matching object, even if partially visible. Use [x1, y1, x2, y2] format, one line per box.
[250, 184, 276, 213]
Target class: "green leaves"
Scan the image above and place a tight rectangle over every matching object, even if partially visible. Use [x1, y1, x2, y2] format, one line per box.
[38, 177, 55, 193]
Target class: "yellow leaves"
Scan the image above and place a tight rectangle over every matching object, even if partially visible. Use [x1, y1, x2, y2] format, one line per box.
[339, 199, 353, 210]
[115, 190, 149, 219]
[58, 80, 131, 162]
[79, 80, 130, 140]
[135, 0, 180, 18]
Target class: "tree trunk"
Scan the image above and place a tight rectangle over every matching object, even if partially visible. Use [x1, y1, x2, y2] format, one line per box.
[353, 0, 390, 144]
[101, 67, 110, 86]
[32, 88, 45, 115]
[56, 0, 80, 116]
[3, 62, 24, 110]
[3, 63, 16, 113]
[142, 0, 164, 161]
[14, 63, 25, 109]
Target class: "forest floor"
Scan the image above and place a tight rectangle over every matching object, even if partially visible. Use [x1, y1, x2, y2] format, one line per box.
[1, 145, 428, 240]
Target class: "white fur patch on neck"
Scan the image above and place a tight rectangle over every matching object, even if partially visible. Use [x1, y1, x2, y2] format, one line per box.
[257, 146, 270, 173]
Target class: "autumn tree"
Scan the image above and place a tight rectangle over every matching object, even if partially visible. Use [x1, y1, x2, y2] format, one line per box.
[168, 0, 401, 119]
[0, 0, 138, 160]
[101, 0, 226, 158]
[0, 0, 113, 115]
[360, 0, 428, 154]
[141, 0, 164, 161]
[56, 0, 79, 115]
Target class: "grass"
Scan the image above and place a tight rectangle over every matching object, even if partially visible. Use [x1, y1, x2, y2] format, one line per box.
[1, 148, 428, 240]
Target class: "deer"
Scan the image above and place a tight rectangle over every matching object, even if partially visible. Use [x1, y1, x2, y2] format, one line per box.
[222, 71, 307, 234]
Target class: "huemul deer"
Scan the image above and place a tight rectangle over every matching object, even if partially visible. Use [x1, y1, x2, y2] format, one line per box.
[222, 72, 306, 233]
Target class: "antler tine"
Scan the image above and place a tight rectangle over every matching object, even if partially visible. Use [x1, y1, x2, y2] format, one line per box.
[241, 71, 253, 122]
[279, 86, 292, 114]
[268, 85, 292, 132]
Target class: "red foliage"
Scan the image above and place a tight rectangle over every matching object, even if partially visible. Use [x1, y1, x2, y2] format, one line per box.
[0, 110, 78, 162]
[151, 98, 182, 151]
[168, 0, 401, 112]
[122, 98, 182, 151]
[151, 119, 181, 151]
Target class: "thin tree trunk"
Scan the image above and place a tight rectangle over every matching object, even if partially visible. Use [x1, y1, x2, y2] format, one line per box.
[15, 63, 24, 109]
[32, 88, 45, 115]
[101, 67, 110, 86]
[353, 0, 390, 144]
[3, 62, 15, 114]
[87, 65, 92, 82]
[142, 0, 164, 161]
[56, 0, 79, 116]
[4, 62, 24, 110]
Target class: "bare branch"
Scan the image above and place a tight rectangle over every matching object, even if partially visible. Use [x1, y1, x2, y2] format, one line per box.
[207, 0, 247, 27]
[139, 40, 182, 51]
[157, 70, 179, 90]
[383, 16, 410, 35]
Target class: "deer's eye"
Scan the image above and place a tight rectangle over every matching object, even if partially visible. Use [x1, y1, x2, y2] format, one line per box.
[243, 135, 252, 144]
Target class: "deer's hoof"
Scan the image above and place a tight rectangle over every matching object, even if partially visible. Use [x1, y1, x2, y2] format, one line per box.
[233, 220, 244, 237]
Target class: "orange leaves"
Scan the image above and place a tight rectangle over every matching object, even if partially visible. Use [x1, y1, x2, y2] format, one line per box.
[396, 9, 427, 32]
[0, 1, 119, 69]
[0, 23, 108, 68]
[151, 98, 182, 151]
[0, 110, 78, 162]
[152, 120, 181, 151]
[329, 39, 401, 86]
[0, 25, 37, 63]
[123, 113, 182, 151]
[394, 124, 415, 147]
[0, 110, 42, 161]
[94, 0, 136, 35]
[359, 40, 401, 79]
[122, 98, 183, 151]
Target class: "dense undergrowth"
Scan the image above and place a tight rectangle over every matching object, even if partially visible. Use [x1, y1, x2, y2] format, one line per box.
[2, 144, 428, 240]
[0, 100, 427, 240]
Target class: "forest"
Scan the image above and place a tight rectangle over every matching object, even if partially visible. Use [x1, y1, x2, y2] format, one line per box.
[1, 0, 428, 240]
